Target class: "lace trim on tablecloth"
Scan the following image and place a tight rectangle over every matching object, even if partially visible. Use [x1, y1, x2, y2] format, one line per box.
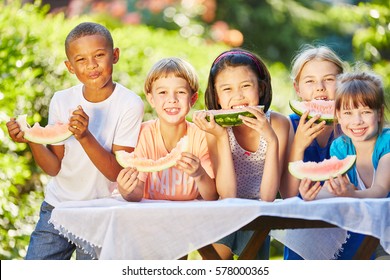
[50, 219, 101, 260]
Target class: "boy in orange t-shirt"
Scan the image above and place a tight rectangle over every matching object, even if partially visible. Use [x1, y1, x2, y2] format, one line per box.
[117, 58, 233, 201]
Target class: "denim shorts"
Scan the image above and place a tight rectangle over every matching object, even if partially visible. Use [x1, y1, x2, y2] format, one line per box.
[216, 230, 270, 259]
[25, 201, 92, 260]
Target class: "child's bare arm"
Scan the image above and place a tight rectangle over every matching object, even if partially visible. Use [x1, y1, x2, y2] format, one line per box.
[257, 112, 289, 201]
[207, 132, 237, 199]
[259, 139, 279, 201]
[280, 112, 325, 198]
[7, 118, 63, 176]
[271, 112, 290, 199]
[117, 168, 144, 202]
[292, 111, 325, 156]
[330, 154, 390, 198]
[369, 154, 390, 197]
[299, 178, 322, 200]
[69, 106, 131, 182]
[193, 112, 237, 198]
[6, 118, 28, 143]
[30, 144, 64, 176]
[176, 152, 219, 200]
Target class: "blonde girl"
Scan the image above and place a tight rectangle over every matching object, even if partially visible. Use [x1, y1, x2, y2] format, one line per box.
[280, 44, 346, 199]
[279, 44, 346, 260]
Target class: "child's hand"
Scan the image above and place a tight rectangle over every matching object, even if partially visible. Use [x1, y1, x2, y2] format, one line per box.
[117, 167, 139, 195]
[326, 174, 356, 197]
[176, 152, 204, 179]
[294, 111, 326, 150]
[298, 178, 322, 201]
[239, 106, 277, 143]
[192, 111, 225, 137]
[6, 118, 29, 143]
[69, 105, 90, 140]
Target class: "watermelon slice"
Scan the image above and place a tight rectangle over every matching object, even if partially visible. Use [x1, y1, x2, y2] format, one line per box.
[16, 114, 73, 144]
[289, 100, 334, 124]
[195, 105, 265, 127]
[288, 155, 356, 181]
[115, 135, 189, 172]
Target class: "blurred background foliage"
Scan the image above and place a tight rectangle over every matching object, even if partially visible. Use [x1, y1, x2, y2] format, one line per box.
[0, 0, 389, 259]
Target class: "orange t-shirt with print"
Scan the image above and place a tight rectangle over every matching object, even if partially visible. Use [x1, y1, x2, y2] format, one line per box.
[135, 119, 214, 200]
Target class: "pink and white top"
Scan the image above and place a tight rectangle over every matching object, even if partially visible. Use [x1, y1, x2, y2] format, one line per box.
[227, 110, 271, 199]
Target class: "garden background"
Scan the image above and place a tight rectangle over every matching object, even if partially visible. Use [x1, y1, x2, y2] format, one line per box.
[0, 0, 389, 259]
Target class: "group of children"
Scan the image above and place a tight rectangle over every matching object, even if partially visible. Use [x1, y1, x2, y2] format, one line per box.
[6, 22, 389, 260]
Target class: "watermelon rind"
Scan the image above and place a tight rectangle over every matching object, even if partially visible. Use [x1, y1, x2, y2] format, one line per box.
[288, 155, 357, 181]
[116, 135, 189, 172]
[289, 100, 334, 124]
[16, 114, 73, 144]
[196, 105, 265, 127]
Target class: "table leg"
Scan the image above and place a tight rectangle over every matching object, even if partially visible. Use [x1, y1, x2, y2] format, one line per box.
[238, 228, 271, 260]
[197, 245, 222, 260]
[178, 255, 188, 260]
[353, 235, 379, 260]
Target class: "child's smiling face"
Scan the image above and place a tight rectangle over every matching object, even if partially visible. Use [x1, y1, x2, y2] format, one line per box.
[214, 65, 260, 110]
[294, 59, 339, 102]
[147, 74, 196, 126]
[337, 103, 381, 143]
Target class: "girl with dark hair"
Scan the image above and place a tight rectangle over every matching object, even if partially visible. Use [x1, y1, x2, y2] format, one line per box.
[193, 48, 290, 259]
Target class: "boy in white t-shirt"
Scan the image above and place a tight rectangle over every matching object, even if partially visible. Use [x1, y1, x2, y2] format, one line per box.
[117, 57, 235, 201]
[6, 22, 144, 259]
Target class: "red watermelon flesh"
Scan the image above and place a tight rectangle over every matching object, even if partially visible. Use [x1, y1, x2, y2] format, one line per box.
[289, 100, 334, 124]
[16, 114, 73, 144]
[116, 135, 188, 172]
[288, 155, 356, 181]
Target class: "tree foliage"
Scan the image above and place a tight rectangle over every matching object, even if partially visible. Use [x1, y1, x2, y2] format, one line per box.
[47, 0, 390, 113]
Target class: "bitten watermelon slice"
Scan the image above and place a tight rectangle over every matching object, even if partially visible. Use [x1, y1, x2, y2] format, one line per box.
[195, 105, 265, 127]
[289, 100, 334, 124]
[115, 135, 189, 172]
[288, 155, 356, 181]
[16, 114, 73, 144]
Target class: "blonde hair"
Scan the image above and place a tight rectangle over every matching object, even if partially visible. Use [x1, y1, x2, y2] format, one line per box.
[144, 57, 199, 95]
[335, 71, 386, 132]
[291, 44, 345, 82]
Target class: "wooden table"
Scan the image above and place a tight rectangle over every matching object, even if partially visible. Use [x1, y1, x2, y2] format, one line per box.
[197, 216, 380, 260]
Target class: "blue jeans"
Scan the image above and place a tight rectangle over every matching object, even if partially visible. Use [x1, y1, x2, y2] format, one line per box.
[25, 201, 92, 260]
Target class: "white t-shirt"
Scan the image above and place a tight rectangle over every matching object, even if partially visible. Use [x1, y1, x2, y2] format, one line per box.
[45, 83, 144, 206]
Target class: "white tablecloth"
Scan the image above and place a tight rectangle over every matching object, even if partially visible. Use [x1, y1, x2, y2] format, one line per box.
[49, 196, 390, 260]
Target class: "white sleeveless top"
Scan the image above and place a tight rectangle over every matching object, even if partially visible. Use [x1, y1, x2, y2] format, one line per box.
[227, 110, 271, 199]
[356, 169, 375, 190]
